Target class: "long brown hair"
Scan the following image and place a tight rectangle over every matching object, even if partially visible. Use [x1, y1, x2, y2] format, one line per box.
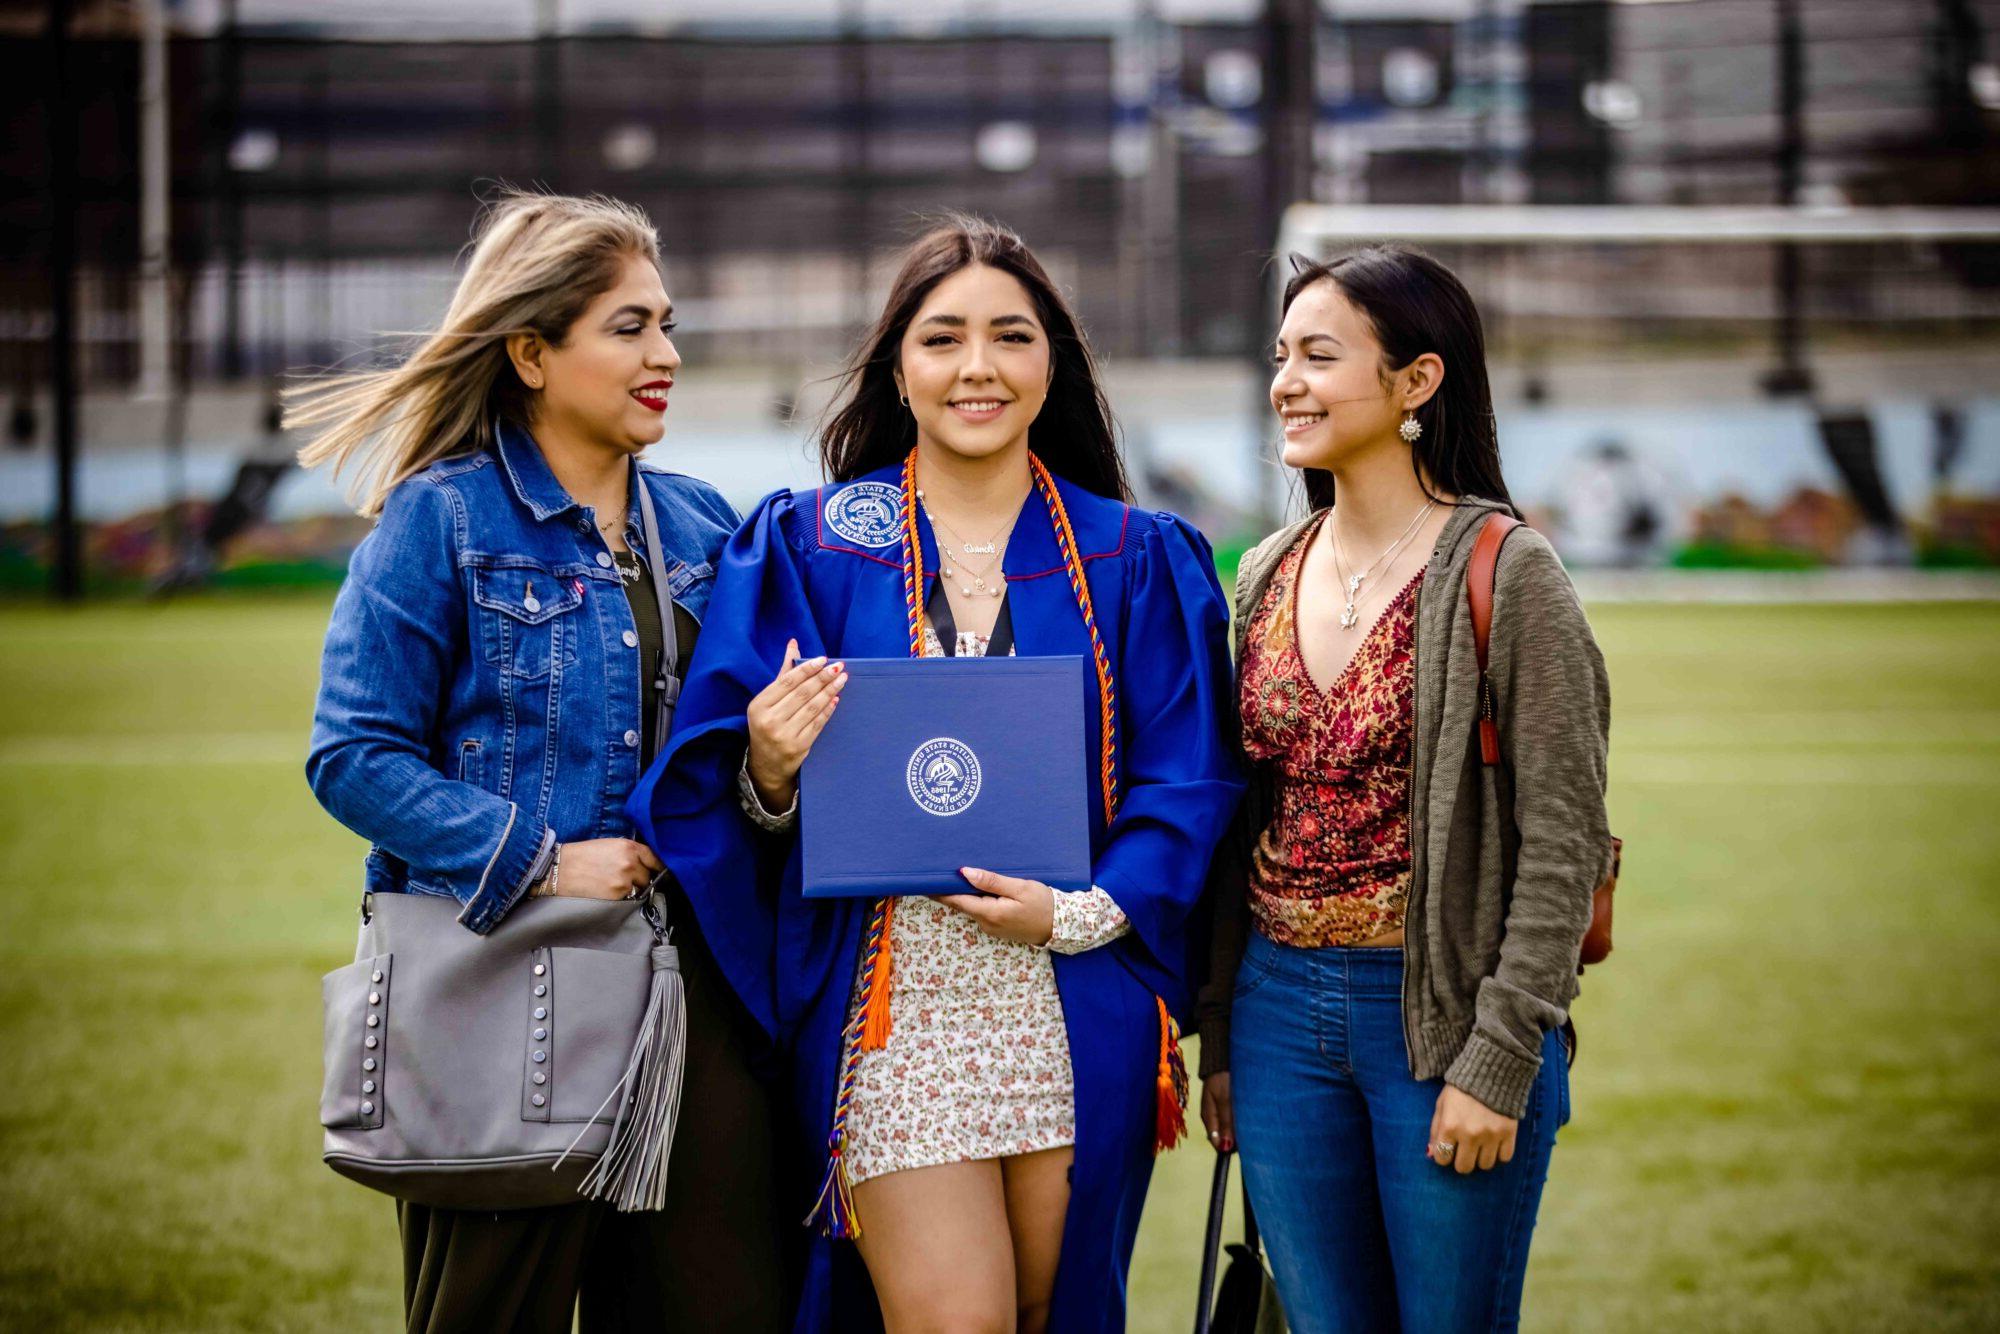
[820, 214, 1130, 501]
[1280, 246, 1513, 513]
[287, 188, 660, 516]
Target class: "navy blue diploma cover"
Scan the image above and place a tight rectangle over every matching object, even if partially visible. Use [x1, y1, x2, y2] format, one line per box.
[798, 656, 1093, 899]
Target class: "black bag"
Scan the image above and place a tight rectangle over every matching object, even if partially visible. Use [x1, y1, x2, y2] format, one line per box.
[1196, 1151, 1287, 1334]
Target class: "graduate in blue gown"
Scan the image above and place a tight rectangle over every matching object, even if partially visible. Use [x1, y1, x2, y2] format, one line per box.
[629, 216, 1242, 1333]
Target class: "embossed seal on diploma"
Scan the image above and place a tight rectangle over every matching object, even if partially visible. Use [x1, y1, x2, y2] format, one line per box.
[824, 481, 904, 548]
[906, 737, 982, 817]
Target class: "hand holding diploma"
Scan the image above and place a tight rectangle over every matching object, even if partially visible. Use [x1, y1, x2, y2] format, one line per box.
[746, 638, 847, 814]
[933, 867, 1057, 946]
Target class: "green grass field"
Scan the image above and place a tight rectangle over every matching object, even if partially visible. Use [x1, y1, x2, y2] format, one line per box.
[2, 594, 1997, 1331]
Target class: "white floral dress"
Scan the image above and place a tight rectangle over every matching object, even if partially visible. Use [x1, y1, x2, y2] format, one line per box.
[739, 621, 1130, 1183]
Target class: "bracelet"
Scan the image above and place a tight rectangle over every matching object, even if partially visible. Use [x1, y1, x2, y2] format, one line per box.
[530, 845, 562, 899]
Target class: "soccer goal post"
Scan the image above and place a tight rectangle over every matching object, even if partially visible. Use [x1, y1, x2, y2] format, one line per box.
[1262, 206, 2000, 568]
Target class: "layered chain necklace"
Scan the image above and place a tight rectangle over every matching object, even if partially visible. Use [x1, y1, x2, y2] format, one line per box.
[598, 485, 644, 585]
[1329, 499, 1436, 629]
[915, 487, 1020, 600]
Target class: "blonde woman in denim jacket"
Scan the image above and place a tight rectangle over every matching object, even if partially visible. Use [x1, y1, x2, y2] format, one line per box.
[297, 191, 790, 1333]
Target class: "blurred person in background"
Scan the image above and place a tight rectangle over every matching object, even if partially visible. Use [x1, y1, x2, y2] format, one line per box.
[295, 189, 791, 1334]
[629, 216, 1242, 1333]
[1199, 246, 1612, 1332]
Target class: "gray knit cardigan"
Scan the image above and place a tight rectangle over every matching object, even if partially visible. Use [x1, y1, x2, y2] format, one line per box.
[1197, 497, 1613, 1119]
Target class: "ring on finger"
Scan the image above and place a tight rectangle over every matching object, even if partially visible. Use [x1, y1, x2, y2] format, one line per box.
[1431, 1140, 1457, 1161]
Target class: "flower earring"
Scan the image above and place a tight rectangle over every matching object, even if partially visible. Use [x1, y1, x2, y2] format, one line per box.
[1399, 411, 1423, 443]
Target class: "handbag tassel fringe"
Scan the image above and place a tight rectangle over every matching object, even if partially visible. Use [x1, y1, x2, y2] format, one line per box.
[560, 942, 688, 1212]
[1154, 995, 1189, 1154]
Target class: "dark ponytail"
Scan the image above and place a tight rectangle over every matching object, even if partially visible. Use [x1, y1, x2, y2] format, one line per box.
[1279, 246, 1512, 513]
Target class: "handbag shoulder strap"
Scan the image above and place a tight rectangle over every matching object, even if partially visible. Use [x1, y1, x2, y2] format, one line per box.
[633, 467, 682, 758]
[1466, 511, 1521, 767]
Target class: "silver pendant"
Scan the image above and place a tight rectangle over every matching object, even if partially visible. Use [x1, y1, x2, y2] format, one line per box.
[962, 542, 997, 556]
[1346, 573, 1364, 596]
[1339, 602, 1359, 630]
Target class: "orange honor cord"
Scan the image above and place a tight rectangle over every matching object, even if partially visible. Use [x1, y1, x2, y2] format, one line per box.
[1154, 995, 1190, 1152]
[1031, 459, 1185, 1153]
[1029, 457, 1120, 827]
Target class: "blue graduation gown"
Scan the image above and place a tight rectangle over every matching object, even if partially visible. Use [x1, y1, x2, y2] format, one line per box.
[628, 462, 1244, 1333]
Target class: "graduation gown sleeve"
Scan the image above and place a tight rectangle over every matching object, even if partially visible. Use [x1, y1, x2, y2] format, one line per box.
[625, 486, 825, 1044]
[1091, 512, 1245, 1006]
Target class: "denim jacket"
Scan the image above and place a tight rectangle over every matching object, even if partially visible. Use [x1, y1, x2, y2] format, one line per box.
[306, 421, 740, 934]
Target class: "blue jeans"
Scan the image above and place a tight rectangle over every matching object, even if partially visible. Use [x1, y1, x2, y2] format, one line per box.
[1230, 933, 1568, 1333]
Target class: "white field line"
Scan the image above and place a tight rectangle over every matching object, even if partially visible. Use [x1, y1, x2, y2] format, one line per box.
[0, 732, 303, 767]
[1573, 571, 2000, 604]
[1, 735, 1994, 789]
[1612, 749, 2000, 786]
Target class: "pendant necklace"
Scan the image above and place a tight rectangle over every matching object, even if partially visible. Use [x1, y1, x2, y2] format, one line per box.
[916, 488, 1017, 599]
[596, 481, 636, 583]
[1329, 499, 1435, 630]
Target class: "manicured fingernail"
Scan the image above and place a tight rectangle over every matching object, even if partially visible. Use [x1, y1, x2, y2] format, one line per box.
[803, 656, 826, 668]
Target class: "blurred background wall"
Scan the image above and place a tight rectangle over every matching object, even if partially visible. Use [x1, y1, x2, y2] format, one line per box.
[6, 0, 2000, 591]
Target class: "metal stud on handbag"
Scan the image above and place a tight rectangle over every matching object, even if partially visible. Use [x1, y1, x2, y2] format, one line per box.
[318, 468, 688, 1212]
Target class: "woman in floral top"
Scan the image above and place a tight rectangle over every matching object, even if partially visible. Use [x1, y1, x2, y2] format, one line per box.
[1200, 247, 1612, 1332]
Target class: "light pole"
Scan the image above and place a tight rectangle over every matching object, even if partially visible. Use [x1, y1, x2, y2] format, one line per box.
[46, 0, 80, 601]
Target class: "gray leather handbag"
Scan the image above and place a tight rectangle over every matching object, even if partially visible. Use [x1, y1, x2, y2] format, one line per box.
[319, 469, 687, 1213]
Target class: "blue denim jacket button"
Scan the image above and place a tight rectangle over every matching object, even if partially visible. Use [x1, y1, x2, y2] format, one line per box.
[596, 552, 614, 568]
[623, 729, 640, 748]
[622, 630, 638, 648]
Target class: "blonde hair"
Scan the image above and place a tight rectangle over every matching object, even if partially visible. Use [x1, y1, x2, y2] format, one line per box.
[288, 188, 661, 516]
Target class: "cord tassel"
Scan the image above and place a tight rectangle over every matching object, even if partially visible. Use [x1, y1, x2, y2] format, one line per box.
[859, 899, 895, 1050]
[803, 1136, 862, 1239]
[1153, 995, 1188, 1154]
[563, 942, 688, 1211]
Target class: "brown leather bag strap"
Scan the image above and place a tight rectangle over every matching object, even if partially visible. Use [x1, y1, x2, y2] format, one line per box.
[1467, 512, 1521, 766]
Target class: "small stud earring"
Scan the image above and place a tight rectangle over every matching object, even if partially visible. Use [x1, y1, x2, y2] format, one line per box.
[1399, 411, 1422, 443]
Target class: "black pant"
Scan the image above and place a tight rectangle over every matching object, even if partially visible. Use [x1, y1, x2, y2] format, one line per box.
[398, 912, 794, 1333]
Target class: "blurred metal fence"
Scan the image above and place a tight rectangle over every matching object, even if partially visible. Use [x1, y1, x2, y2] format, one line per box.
[8, 0, 1999, 390]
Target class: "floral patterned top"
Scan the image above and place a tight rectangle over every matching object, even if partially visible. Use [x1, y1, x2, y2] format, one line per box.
[736, 615, 1129, 1183]
[1239, 514, 1422, 947]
